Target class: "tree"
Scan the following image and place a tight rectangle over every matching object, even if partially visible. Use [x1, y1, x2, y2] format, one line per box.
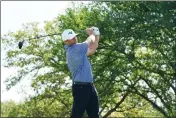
[1, 100, 19, 117]
[2, 1, 175, 117]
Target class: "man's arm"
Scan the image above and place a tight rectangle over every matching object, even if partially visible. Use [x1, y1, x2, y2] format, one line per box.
[85, 35, 100, 56]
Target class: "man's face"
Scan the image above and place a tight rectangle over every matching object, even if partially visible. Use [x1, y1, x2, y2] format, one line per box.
[71, 36, 77, 44]
[74, 36, 78, 43]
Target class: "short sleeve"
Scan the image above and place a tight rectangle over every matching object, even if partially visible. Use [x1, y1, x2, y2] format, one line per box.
[76, 43, 88, 54]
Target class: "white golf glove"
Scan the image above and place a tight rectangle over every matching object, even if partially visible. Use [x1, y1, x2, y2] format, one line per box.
[91, 26, 100, 36]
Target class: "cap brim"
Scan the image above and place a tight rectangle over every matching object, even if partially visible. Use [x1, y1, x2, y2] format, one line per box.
[67, 34, 79, 40]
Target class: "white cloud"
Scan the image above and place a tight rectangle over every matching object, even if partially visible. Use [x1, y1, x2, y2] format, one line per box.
[1, 1, 69, 35]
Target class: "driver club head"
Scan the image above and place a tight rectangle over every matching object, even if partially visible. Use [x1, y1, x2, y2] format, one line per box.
[18, 41, 24, 49]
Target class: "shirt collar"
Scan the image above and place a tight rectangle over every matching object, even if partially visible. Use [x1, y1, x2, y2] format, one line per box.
[64, 45, 69, 50]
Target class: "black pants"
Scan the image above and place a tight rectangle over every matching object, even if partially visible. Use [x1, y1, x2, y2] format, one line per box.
[70, 83, 99, 118]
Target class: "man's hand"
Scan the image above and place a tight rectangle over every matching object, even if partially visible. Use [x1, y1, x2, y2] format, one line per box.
[85, 26, 100, 44]
[86, 26, 100, 36]
[91, 26, 100, 36]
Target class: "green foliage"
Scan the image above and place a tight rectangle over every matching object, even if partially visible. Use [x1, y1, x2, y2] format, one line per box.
[1, 97, 71, 117]
[2, 1, 176, 118]
[1, 100, 18, 117]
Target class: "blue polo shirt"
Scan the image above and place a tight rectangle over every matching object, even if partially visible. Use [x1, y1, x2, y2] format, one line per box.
[64, 43, 93, 83]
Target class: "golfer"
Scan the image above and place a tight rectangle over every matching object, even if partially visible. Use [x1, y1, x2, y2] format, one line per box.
[61, 27, 100, 118]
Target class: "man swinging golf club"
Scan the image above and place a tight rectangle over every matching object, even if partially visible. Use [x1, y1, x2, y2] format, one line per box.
[62, 26, 100, 118]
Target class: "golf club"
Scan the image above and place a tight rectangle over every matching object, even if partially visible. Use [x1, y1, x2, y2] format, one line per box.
[18, 29, 86, 49]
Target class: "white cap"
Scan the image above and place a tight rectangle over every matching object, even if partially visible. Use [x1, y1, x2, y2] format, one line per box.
[61, 29, 78, 41]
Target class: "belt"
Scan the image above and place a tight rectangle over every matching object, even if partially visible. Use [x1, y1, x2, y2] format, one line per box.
[73, 81, 93, 85]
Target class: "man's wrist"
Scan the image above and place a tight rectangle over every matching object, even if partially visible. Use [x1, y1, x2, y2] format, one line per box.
[95, 35, 100, 42]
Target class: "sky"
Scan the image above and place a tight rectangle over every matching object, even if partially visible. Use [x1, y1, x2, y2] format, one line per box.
[1, 1, 90, 103]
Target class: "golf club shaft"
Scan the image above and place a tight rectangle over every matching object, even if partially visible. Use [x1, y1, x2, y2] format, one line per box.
[27, 30, 85, 41]
[18, 29, 86, 49]
[27, 33, 61, 41]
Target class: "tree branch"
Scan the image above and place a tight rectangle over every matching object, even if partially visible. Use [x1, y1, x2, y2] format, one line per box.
[140, 76, 171, 112]
[133, 88, 169, 118]
[102, 91, 130, 118]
